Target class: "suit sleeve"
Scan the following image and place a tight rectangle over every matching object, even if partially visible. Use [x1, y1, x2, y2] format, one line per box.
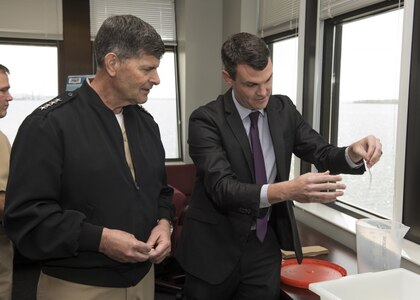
[188, 107, 261, 216]
[287, 99, 364, 175]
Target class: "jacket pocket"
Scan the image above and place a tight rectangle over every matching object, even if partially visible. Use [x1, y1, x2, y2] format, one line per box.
[186, 206, 220, 224]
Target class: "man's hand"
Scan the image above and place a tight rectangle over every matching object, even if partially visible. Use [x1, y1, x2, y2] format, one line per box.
[348, 135, 383, 168]
[99, 228, 152, 263]
[147, 219, 172, 264]
[268, 171, 346, 204]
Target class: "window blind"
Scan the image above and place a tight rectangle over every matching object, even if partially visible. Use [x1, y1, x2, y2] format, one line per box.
[259, 0, 300, 37]
[320, 0, 387, 20]
[0, 0, 63, 40]
[89, 0, 176, 44]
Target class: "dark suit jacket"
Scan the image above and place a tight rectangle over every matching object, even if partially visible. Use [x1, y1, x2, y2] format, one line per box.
[175, 89, 363, 285]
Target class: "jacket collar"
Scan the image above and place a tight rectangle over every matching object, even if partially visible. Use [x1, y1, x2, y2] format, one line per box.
[222, 89, 288, 181]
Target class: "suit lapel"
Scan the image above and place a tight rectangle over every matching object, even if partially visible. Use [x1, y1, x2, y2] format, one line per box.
[266, 97, 288, 181]
[223, 91, 255, 181]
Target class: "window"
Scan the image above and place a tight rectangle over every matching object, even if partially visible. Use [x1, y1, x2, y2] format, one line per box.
[0, 43, 58, 143]
[323, 7, 404, 219]
[89, 0, 180, 159]
[271, 37, 299, 102]
[143, 50, 180, 159]
[0, 44, 181, 160]
[271, 36, 299, 179]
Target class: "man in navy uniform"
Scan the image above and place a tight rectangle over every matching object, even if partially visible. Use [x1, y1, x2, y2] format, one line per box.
[0, 64, 13, 300]
[4, 15, 174, 300]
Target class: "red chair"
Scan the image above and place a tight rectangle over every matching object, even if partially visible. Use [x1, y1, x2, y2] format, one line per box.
[165, 163, 195, 248]
[155, 163, 195, 295]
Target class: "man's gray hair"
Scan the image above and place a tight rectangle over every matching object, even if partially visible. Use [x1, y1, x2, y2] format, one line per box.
[94, 15, 165, 67]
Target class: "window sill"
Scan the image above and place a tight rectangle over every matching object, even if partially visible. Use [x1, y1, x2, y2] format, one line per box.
[293, 202, 420, 274]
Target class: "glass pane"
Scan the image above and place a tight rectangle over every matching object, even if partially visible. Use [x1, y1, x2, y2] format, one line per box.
[337, 9, 403, 218]
[272, 36, 299, 179]
[0, 45, 180, 160]
[0, 44, 58, 143]
[272, 37, 298, 102]
[143, 51, 180, 159]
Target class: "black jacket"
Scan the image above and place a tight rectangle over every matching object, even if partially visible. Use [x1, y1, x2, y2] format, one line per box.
[4, 81, 174, 287]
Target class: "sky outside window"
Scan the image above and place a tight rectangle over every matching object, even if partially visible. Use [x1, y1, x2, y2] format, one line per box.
[0, 44, 58, 142]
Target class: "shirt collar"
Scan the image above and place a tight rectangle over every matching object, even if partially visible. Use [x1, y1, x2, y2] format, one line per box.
[231, 90, 265, 121]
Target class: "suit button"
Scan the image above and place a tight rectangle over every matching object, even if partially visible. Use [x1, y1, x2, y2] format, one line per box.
[239, 208, 251, 214]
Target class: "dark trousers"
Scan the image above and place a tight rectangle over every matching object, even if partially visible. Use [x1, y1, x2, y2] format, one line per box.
[184, 225, 282, 300]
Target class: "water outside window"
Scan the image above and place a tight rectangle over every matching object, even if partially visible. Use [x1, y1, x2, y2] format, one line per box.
[337, 9, 403, 218]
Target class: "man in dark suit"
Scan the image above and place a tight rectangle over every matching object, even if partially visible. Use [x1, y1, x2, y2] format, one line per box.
[175, 32, 382, 299]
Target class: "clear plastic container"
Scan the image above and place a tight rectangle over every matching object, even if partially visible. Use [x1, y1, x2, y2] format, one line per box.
[356, 218, 409, 273]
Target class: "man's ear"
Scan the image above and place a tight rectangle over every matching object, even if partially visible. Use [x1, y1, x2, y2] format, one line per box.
[104, 53, 119, 77]
[222, 70, 233, 86]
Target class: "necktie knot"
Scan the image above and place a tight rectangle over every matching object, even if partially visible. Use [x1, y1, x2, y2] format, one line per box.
[249, 111, 260, 128]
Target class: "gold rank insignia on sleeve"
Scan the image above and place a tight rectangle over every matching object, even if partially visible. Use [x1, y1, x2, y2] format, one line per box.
[39, 98, 62, 110]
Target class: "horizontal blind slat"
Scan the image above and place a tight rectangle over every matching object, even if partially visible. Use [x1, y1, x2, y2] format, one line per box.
[0, 0, 63, 40]
[89, 0, 176, 43]
[320, 0, 386, 20]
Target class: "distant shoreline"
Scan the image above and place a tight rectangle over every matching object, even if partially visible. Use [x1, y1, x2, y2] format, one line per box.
[352, 99, 398, 104]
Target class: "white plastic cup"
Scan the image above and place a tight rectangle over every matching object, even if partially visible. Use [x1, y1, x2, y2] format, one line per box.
[356, 218, 409, 273]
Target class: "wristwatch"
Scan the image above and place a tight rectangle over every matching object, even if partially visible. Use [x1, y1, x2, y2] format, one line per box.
[158, 218, 174, 235]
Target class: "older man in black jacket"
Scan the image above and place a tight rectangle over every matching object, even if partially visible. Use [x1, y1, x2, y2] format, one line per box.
[4, 15, 174, 300]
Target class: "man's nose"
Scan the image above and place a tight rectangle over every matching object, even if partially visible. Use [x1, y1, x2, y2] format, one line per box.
[6, 91, 13, 102]
[256, 84, 268, 97]
[150, 70, 160, 85]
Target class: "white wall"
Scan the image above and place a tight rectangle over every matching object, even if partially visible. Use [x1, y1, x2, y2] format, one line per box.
[222, 0, 258, 39]
[176, 0, 224, 163]
[175, 0, 260, 162]
[222, 0, 259, 92]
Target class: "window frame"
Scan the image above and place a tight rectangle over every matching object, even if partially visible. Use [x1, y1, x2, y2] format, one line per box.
[0, 38, 60, 145]
[265, 32, 300, 180]
[0, 38, 60, 94]
[0, 38, 60, 93]
[318, 0, 420, 245]
[263, 0, 420, 264]
[320, 6, 402, 220]
[402, 0, 420, 244]
[152, 45, 183, 162]
[1, 38, 182, 161]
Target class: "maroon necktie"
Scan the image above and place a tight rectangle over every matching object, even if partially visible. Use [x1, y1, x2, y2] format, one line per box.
[249, 111, 269, 242]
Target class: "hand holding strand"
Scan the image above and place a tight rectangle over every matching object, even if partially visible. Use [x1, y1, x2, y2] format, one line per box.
[268, 171, 346, 204]
[348, 135, 383, 168]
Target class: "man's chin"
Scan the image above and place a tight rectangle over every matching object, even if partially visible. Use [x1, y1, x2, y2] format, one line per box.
[136, 98, 148, 105]
[254, 100, 269, 109]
